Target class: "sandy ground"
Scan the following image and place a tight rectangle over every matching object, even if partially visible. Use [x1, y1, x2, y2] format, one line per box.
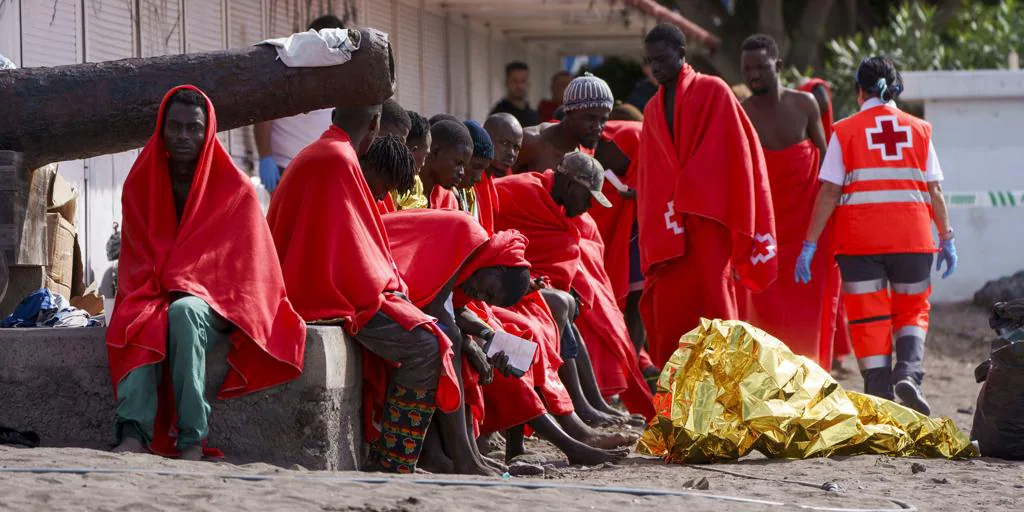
[2, 302, 1023, 511]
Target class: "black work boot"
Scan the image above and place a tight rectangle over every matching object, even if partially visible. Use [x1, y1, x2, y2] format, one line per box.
[862, 367, 895, 401]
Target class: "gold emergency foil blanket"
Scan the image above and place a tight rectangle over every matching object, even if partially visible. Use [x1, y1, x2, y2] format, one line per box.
[637, 319, 977, 463]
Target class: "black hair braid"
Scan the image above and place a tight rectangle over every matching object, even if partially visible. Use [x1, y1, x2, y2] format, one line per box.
[361, 134, 416, 193]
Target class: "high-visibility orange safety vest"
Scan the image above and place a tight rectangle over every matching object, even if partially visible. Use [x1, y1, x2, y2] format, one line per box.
[832, 104, 936, 255]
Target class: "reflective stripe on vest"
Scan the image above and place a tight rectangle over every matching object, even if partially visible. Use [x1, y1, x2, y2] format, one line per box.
[840, 188, 931, 206]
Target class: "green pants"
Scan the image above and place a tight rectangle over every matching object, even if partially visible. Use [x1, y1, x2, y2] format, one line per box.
[115, 296, 228, 449]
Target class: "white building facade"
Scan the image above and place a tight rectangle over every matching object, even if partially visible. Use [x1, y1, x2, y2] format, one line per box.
[901, 70, 1024, 303]
[2, 0, 628, 282]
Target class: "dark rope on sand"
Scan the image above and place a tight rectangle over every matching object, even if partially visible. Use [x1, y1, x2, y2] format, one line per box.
[0, 466, 916, 511]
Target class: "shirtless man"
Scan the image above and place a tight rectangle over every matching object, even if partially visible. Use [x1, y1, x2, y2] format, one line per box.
[512, 73, 612, 174]
[739, 34, 826, 158]
[739, 34, 838, 368]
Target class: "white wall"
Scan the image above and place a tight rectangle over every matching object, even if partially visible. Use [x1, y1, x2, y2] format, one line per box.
[902, 70, 1024, 303]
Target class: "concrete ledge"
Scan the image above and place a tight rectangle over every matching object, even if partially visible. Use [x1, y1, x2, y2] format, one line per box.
[0, 325, 362, 470]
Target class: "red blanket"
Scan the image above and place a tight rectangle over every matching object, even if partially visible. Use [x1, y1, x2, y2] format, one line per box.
[588, 121, 641, 309]
[798, 78, 834, 141]
[742, 140, 839, 368]
[799, 78, 849, 361]
[267, 126, 460, 417]
[429, 184, 459, 210]
[474, 173, 500, 235]
[381, 210, 531, 438]
[495, 171, 654, 418]
[107, 85, 306, 456]
[637, 66, 776, 367]
[637, 65, 776, 290]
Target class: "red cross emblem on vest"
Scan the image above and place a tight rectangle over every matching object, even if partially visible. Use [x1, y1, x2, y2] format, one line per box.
[865, 115, 912, 161]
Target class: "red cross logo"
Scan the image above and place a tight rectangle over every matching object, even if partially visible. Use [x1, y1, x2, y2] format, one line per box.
[865, 115, 912, 161]
[664, 201, 684, 235]
[750, 233, 777, 265]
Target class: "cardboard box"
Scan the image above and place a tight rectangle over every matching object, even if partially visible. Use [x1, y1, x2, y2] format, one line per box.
[45, 212, 75, 298]
[0, 153, 53, 265]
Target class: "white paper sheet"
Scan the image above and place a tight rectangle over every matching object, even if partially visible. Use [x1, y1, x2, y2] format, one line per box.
[604, 170, 629, 192]
[485, 332, 538, 377]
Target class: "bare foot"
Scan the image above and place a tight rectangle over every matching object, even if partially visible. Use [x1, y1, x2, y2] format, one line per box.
[481, 455, 508, 474]
[418, 447, 455, 474]
[577, 408, 626, 428]
[454, 458, 504, 477]
[565, 444, 630, 466]
[112, 437, 146, 454]
[627, 414, 648, 428]
[178, 445, 204, 461]
[581, 431, 639, 450]
[477, 432, 505, 454]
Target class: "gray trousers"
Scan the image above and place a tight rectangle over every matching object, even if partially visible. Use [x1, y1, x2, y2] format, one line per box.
[353, 311, 441, 390]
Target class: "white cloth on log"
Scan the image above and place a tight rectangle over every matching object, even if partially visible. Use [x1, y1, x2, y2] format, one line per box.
[261, 28, 362, 68]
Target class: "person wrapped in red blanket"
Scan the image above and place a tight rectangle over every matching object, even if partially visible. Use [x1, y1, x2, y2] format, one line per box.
[382, 209, 532, 475]
[107, 86, 306, 461]
[738, 34, 839, 369]
[267, 104, 458, 474]
[637, 24, 778, 368]
[799, 76, 854, 371]
[422, 120, 472, 210]
[495, 152, 655, 426]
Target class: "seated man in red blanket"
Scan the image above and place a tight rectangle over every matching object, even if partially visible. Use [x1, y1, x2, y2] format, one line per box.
[483, 113, 523, 179]
[422, 120, 473, 209]
[107, 86, 306, 460]
[496, 152, 655, 438]
[382, 210, 527, 475]
[385, 210, 631, 468]
[268, 104, 459, 474]
[739, 34, 839, 369]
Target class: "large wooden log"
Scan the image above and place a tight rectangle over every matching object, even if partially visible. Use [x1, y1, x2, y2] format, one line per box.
[0, 28, 394, 168]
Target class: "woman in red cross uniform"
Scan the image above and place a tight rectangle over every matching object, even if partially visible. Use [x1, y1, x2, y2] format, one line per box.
[794, 56, 957, 414]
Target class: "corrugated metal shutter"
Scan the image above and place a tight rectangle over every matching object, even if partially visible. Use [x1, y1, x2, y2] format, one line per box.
[394, 1, 421, 113]
[228, 0, 263, 48]
[267, 0, 305, 38]
[21, 0, 82, 67]
[468, 27, 489, 122]
[421, 11, 447, 117]
[366, 0, 394, 39]
[0, 0, 20, 66]
[447, 19, 468, 119]
[490, 32, 506, 113]
[84, 0, 136, 62]
[184, 0, 225, 53]
[227, 0, 265, 173]
[140, 0, 182, 57]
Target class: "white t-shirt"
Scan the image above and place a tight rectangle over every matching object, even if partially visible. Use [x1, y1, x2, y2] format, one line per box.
[270, 109, 334, 169]
[818, 97, 944, 185]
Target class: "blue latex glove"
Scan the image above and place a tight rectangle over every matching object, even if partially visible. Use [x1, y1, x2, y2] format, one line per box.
[258, 156, 280, 193]
[936, 238, 958, 279]
[794, 241, 817, 284]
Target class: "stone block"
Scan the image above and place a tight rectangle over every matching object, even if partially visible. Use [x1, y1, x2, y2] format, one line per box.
[0, 325, 363, 470]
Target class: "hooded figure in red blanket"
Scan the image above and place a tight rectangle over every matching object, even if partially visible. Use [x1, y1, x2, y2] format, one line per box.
[496, 152, 655, 425]
[422, 120, 473, 210]
[799, 75, 855, 372]
[107, 86, 306, 461]
[738, 34, 840, 370]
[268, 103, 459, 475]
[382, 210, 531, 475]
[637, 24, 778, 368]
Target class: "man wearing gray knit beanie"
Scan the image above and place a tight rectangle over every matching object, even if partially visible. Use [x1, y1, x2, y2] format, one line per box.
[512, 72, 613, 174]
